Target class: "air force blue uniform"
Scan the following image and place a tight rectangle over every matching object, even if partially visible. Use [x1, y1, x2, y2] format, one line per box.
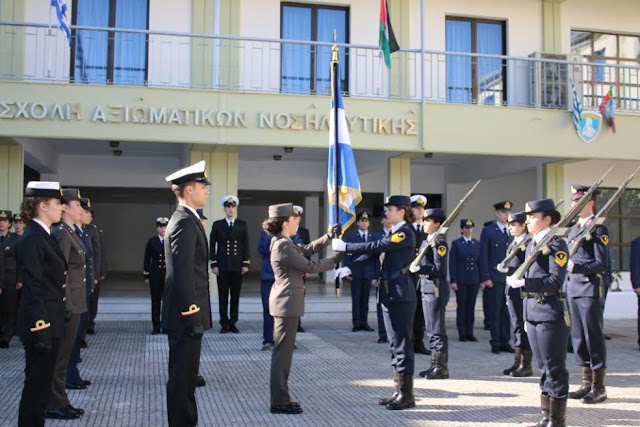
[449, 236, 480, 339]
[630, 237, 640, 349]
[505, 235, 530, 350]
[345, 230, 380, 329]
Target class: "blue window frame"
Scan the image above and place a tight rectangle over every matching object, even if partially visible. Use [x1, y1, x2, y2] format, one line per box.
[72, 0, 149, 85]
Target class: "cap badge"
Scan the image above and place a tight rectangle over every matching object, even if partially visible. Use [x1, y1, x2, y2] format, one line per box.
[504, 201, 512, 209]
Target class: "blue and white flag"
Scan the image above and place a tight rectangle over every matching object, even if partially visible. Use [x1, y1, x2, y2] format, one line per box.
[570, 79, 582, 133]
[328, 60, 362, 234]
[570, 79, 602, 144]
[51, 0, 73, 48]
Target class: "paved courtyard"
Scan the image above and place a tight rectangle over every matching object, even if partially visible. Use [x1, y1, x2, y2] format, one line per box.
[0, 318, 638, 427]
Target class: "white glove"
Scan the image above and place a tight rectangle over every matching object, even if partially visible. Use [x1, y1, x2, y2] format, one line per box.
[409, 264, 420, 273]
[506, 275, 525, 288]
[567, 260, 574, 273]
[332, 238, 346, 252]
[496, 263, 509, 274]
[334, 266, 352, 279]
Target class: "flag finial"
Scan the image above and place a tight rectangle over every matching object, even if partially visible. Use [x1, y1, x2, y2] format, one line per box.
[332, 29, 339, 63]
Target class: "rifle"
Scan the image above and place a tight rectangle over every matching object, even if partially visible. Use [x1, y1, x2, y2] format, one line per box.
[568, 165, 640, 257]
[512, 167, 612, 280]
[409, 179, 481, 271]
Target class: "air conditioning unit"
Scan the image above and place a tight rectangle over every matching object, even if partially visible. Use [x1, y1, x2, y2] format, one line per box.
[528, 52, 583, 109]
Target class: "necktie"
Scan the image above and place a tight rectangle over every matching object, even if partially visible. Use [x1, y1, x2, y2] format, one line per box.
[503, 228, 508, 238]
[0, 234, 4, 245]
[229, 221, 234, 230]
[364, 233, 367, 242]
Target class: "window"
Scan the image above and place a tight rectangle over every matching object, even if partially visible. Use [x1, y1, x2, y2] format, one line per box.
[596, 187, 640, 271]
[446, 17, 506, 105]
[72, 0, 149, 85]
[281, 3, 348, 95]
[571, 30, 640, 110]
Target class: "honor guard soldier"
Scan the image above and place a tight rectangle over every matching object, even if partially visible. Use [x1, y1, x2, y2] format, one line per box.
[410, 195, 429, 355]
[372, 211, 393, 343]
[566, 184, 610, 404]
[13, 213, 26, 235]
[210, 195, 250, 333]
[345, 211, 379, 332]
[144, 217, 169, 334]
[498, 212, 532, 377]
[506, 199, 569, 427]
[16, 181, 66, 427]
[480, 200, 514, 353]
[0, 210, 21, 348]
[333, 195, 417, 410]
[163, 161, 212, 427]
[81, 200, 104, 335]
[449, 219, 480, 342]
[411, 208, 450, 380]
[630, 237, 640, 350]
[291, 205, 310, 333]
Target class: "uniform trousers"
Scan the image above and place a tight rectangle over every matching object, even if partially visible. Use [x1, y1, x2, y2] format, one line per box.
[66, 311, 86, 385]
[376, 300, 387, 339]
[350, 278, 372, 328]
[167, 330, 202, 427]
[527, 318, 569, 399]
[80, 287, 92, 341]
[261, 280, 275, 345]
[637, 294, 640, 348]
[411, 277, 425, 345]
[48, 314, 80, 409]
[87, 281, 101, 331]
[217, 271, 243, 326]
[382, 301, 416, 375]
[488, 281, 511, 347]
[506, 287, 529, 349]
[423, 293, 448, 353]
[270, 316, 299, 406]
[149, 277, 164, 331]
[454, 283, 479, 338]
[568, 296, 606, 370]
[19, 338, 60, 427]
[0, 282, 18, 342]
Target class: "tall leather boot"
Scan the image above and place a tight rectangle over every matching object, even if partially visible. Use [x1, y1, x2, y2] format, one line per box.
[581, 368, 607, 404]
[528, 393, 550, 427]
[568, 366, 592, 399]
[426, 351, 449, 380]
[378, 372, 400, 406]
[511, 348, 533, 377]
[386, 374, 415, 410]
[503, 347, 522, 375]
[548, 398, 567, 427]
[419, 351, 436, 378]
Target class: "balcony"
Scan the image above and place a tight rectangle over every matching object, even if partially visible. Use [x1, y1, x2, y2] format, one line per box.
[1, 21, 639, 113]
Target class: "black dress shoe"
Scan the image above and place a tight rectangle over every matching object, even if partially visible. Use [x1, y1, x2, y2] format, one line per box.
[377, 337, 388, 344]
[86, 328, 96, 335]
[604, 334, 611, 340]
[220, 325, 230, 334]
[45, 408, 81, 419]
[363, 325, 374, 332]
[270, 403, 303, 414]
[66, 405, 84, 416]
[80, 379, 91, 386]
[151, 329, 161, 335]
[229, 325, 240, 334]
[66, 382, 87, 390]
[467, 336, 478, 342]
[501, 345, 515, 353]
[0, 341, 9, 348]
[297, 326, 306, 333]
[195, 375, 206, 387]
[80, 340, 88, 348]
[459, 336, 468, 342]
[415, 343, 430, 355]
[352, 326, 361, 332]
[491, 346, 502, 354]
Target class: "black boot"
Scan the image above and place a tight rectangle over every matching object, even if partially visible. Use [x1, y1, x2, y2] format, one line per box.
[568, 366, 592, 399]
[426, 351, 449, 380]
[528, 393, 550, 427]
[385, 374, 415, 410]
[419, 351, 436, 378]
[503, 347, 521, 375]
[581, 368, 607, 404]
[511, 348, 533, 377]
[548, 398, 567, 427]
[378, 372, 400, 406]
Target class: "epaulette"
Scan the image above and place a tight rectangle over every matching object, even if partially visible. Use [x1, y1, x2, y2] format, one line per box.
[484, 220, 495, 227]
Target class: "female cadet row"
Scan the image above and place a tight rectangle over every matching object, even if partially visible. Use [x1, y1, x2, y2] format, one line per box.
[332, 195, 417, 411]
[506, 199, 570, 427]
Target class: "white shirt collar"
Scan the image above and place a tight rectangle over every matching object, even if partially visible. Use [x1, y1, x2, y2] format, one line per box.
[158, 234, 164, 242]
[226, 217, 235, 226]
[383, 228, 392, 236]
[513, 234, 526, 244]
[463, 236, 472, 243]
[496, 222, 507, 232]
[391, 221, 406, 234]
[32, 218, 51, 235]
[179, 203, 200, 219]
[578, 215, 594, 228]
[534, 227, 551, 244]
[358, 230, 367, 237]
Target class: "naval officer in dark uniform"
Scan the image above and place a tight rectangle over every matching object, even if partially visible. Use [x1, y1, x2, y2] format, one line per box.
[333, 195, 417, 410]
[144, 217, 168, 334]
[0, 210, 21, 348]
[410, 208, 450, 380]
[480, 200, 513, 353]
[507, 199, 569, 427]
[630, 237, 640, 351]
[409, 195, 429, 355]
[162, 161, 212, 427]
[210, 195, 250, 333]
[565, 184, 610, 404]
[449, 219, 480, 342]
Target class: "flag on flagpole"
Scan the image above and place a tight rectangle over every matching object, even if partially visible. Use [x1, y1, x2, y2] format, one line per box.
[51, 0, 73, 48]
[379, 0, 399, 69]
[328, 49, 362, 235]
[570, 79, 583, 134]
[599, 86, 616, 133]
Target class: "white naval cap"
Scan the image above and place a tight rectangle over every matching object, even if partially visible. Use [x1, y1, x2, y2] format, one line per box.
[24, 181, 64, 199]
[165, 160, 211, 185]
[221, 195, 239, 206]
[293, 205, 304, 215]
[156, 217, 169, 225]
[410, 195, 427, 207]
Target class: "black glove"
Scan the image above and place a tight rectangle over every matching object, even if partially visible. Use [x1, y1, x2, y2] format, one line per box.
[327, 223, 342, 238]
[184, 323, 204, 339]
[33, 340, 52, 353]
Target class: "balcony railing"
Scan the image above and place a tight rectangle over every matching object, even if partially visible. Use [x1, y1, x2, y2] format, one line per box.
[1, 21, 639, 112]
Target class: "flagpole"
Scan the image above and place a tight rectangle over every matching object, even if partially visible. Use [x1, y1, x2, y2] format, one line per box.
[48, 2, 54, 78]
[331, 30, 341, 298]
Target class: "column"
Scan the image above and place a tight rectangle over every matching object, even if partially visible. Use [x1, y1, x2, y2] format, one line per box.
[542, 0, 564, 54]
[0, 0, 26, 79]
[0, 139, 24, 213]
[543, 160, 568, 210]
[387, 156, 411, 197]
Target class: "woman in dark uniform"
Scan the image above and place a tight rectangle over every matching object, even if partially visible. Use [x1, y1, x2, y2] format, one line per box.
[506, 199, 569, 427]
[498, 211, 532, 377]
[15, 181, 66, 427]
[332, 195, 416, 410]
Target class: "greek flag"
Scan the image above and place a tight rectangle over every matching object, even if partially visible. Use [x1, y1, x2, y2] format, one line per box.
[570, 79, 582, 133]
[328, 59, 362, 234]
[51, 0, 72, 48]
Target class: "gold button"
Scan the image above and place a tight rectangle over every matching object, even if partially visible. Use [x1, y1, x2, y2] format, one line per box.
[63, 297, 66, 301]
[64, 271, 67, 276]
[62, 284, 67, 288]
[83, 264, 86, 268]
[83, 278, 86, 282]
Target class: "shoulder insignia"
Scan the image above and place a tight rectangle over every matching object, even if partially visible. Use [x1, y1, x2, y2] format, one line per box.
[437, 245, 447, 257]
[30, 319, 51, 332]
[600, 235, 609, 246]
[391, 232, 405, 243]
[181, 304, 201, 317]
[554, 251, 568, 267]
